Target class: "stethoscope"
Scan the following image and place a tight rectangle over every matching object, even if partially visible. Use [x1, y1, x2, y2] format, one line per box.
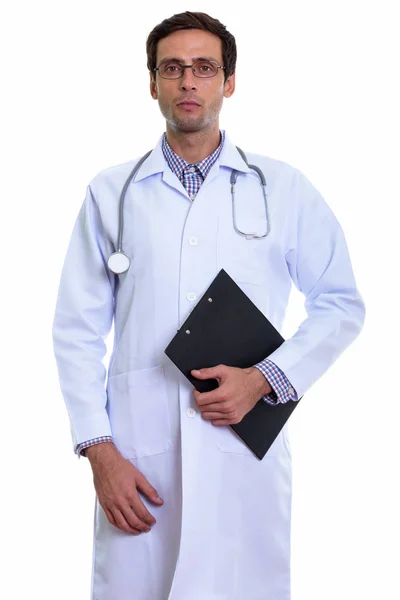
[107, 147, 270, 274]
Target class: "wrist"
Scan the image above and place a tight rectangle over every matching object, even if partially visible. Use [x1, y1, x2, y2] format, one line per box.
[246, 366, 272, 397]
[85, 441, 117, 462]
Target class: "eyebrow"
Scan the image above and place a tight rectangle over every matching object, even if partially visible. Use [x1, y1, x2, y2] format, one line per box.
[158, 56, 220, 65]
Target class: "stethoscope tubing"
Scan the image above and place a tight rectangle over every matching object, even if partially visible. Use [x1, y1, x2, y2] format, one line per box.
[108, 146, 269, 274]
[116, 150, 152, 253]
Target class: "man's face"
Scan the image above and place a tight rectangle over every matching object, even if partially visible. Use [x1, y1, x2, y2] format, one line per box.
[150, 29, 235, 133]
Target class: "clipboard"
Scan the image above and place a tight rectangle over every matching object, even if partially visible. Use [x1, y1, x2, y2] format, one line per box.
[165, 269, 302, 459]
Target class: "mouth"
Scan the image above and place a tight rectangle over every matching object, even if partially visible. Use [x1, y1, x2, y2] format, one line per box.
[177, 101, 201, 110]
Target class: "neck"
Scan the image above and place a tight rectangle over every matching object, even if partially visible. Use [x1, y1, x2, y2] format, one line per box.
[165, 123, 221, 163]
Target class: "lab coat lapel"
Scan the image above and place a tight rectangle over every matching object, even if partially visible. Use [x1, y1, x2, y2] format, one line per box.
[192, 131, 252, 191]
[133, 130, 252, 198]
[162, 167, 189, 198]
[133, 133, 165, 182]
[133, 133, 190, 198]
[215, 131, 252, 174]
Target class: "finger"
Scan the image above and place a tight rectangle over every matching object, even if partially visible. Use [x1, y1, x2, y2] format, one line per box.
[126, 491, 156, 528]
[191, 364, 227, 382]
[194, 389, 225, 406]
[135, 472, 164, 506]
[132, 500, 157, 527]
[104, 506, 117, 528]
[121, 503, 152, 533]
[202, 411, 230, 421]
[211, 419, 232, 426]
[106, 506, 142, 535]
[198, 401, 230, 412]
[112, 507, 145, 535]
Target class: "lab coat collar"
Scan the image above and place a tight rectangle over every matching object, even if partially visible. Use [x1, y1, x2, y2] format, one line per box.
[217, 131, 252, 174]
[133, 130, 251, 183]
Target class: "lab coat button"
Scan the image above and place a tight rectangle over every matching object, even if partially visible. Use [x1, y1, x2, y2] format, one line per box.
[187, 408, 197, 418]
[187, 292, 197, 302]
[189, 236, 199, 246]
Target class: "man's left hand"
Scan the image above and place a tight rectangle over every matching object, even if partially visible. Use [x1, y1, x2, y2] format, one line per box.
[191, 364, 273, 426]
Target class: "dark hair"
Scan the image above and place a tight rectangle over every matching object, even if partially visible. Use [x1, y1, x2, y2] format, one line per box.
[146, 11, 237, 82]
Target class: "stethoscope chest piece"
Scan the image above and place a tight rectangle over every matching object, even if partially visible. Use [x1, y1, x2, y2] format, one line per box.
[107, 251, 130, 274]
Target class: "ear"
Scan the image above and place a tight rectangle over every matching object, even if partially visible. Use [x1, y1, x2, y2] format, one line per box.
[150, 72, 158, 100]
[223, 72, 235, 98]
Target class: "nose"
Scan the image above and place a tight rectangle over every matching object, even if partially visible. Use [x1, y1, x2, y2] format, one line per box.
[179, 67, 198, 91]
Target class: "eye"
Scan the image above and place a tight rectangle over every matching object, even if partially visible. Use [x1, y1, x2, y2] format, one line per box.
[162, 62, 182, 73]
[194, 61, 217, 76]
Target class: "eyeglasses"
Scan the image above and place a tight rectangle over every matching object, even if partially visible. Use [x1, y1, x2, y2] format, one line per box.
[154, 59, 225, 79]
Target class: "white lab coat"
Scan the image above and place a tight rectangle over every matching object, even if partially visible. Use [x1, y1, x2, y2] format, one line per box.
[52, 132, 365, 600]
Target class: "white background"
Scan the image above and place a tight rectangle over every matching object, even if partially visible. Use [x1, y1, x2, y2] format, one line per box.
[1, 1, 399, 598]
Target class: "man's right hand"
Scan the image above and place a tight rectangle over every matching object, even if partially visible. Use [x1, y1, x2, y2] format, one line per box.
[86, 442, 164, 535]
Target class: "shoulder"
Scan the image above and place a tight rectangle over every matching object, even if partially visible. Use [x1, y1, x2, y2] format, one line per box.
[241, 149, 305, 183]
[239, 149, 312, 195]
[88, 157, 143, 191]
[240, 149, 332, 217]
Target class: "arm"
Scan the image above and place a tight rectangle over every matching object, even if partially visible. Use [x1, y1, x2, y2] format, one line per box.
[52, 183, 116, 454]
[265, 169, 366, 398]
[75, 436, 114, 458]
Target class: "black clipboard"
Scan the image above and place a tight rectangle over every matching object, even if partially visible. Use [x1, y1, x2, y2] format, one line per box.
[165, 269, 302, 459]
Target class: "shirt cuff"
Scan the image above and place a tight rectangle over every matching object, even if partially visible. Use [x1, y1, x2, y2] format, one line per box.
[75, 436, 114, 458]
[253, 359, 298, 405]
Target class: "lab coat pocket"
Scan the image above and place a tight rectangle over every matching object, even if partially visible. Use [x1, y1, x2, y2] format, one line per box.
[107, 365, 172, 459]
[219, 252, 264, 309]
[218, 217, 266, 286]
[216, 424, 282, 458]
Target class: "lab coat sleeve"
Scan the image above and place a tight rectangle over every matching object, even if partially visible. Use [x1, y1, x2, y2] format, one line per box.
[266, 169, 366, 399]
[52, 183, 116, 453]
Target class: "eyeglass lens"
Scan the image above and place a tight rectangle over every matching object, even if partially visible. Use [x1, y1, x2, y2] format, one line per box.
[159, 60, 219, 79]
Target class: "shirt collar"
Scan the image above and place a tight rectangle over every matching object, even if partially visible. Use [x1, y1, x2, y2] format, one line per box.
[162, 130, 225, 180]
[133, 130, 251, 183]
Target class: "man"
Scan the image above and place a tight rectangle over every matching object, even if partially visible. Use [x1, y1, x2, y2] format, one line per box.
[52, 11, 365, 600]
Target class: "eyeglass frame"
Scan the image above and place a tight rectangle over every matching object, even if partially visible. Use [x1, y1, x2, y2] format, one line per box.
[153, 59, 226, 79]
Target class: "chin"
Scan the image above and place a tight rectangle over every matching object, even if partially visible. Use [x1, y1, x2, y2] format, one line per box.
[169, 116, 209, 133]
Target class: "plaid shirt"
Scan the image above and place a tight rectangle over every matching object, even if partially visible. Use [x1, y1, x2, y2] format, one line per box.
[76, 131, 297, 457]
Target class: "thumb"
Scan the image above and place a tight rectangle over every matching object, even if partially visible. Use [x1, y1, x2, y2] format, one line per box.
[136, 472, 164, 504]
[191, 365, 225, 379]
